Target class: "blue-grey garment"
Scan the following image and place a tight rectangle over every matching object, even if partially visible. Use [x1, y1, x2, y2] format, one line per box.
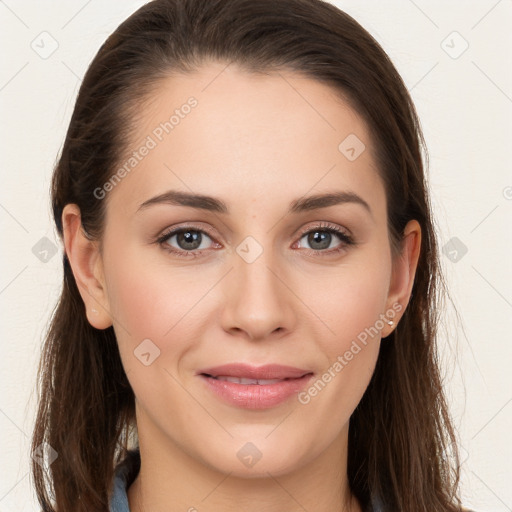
[109, 449, 140, 512]
[109, 448, 385, 512]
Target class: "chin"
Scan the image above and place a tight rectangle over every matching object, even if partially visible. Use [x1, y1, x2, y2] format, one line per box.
[197, 434, 309, 478]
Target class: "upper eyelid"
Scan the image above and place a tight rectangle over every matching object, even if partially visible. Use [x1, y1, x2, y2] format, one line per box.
[158, 223, 216, 241]
[297, 223, 350, 237]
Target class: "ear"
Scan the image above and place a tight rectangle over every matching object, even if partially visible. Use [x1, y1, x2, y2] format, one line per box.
[62, 204, 113, 330]
[383, 219, 421, 337]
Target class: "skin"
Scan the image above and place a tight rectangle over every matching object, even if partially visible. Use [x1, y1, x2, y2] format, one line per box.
[63, 61, 421, 512]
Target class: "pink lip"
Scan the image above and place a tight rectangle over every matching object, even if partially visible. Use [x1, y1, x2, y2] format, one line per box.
[197, 363, 314, 409]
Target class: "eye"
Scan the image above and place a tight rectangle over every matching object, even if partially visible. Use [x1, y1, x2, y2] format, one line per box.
[156, 222, 355, 258]
[295, 222, 355, 256]
[157, 226, 218, 258]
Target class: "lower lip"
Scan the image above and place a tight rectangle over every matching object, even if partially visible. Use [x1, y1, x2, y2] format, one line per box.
[199, 373, 314, 409]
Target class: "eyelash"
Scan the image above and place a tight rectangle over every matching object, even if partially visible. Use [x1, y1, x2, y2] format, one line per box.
[155, 222, 355, 259]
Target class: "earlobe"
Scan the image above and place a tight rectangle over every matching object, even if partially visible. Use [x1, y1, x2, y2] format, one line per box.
[62, 204, 113, 330]
[384, 219, 422, 335]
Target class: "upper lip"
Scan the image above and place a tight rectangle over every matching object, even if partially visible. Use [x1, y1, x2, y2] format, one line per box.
[197, 363, 313, 380]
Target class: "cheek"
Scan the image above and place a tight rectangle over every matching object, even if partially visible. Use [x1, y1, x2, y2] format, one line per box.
[101, 242, 205, 366]
[102, 220, 211, 330]
[106, 264, 170, 340]
[295, 271, 386, 434]
[300, 252, 390, 402]
[304, 254, 390, 347]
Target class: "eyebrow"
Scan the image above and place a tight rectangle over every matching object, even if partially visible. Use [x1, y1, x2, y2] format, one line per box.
[137, 189, 372, 217]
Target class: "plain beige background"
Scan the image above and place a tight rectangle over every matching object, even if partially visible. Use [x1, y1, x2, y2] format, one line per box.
[0, 1, 511, 510]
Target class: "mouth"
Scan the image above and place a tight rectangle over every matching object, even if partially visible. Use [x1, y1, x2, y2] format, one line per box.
[196, 364, 315, 409]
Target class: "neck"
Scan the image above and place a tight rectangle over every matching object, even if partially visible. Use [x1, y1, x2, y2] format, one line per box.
[127, 411, 362, 512]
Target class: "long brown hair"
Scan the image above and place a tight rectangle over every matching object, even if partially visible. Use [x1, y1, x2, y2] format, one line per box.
[31, 0, 463, 510]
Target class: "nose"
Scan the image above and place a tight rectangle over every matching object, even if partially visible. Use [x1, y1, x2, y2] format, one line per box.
[220, 245, 297, 341]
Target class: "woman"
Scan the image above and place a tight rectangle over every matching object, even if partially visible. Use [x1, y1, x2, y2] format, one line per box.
[31, 0, 471, 511]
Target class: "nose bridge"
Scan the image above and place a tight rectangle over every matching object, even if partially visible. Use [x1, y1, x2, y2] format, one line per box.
[221, 235, 295, 340]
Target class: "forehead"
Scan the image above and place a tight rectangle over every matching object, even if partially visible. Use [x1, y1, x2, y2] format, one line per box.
[106, 62, 385, 219]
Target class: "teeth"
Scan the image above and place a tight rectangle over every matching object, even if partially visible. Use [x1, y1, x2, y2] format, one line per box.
[213, 376, 283, 385]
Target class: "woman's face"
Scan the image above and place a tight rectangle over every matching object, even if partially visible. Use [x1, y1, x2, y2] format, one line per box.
[86, 62, 416, 477]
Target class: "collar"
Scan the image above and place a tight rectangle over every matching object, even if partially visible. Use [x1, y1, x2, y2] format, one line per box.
[109, 449, 140, 512]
